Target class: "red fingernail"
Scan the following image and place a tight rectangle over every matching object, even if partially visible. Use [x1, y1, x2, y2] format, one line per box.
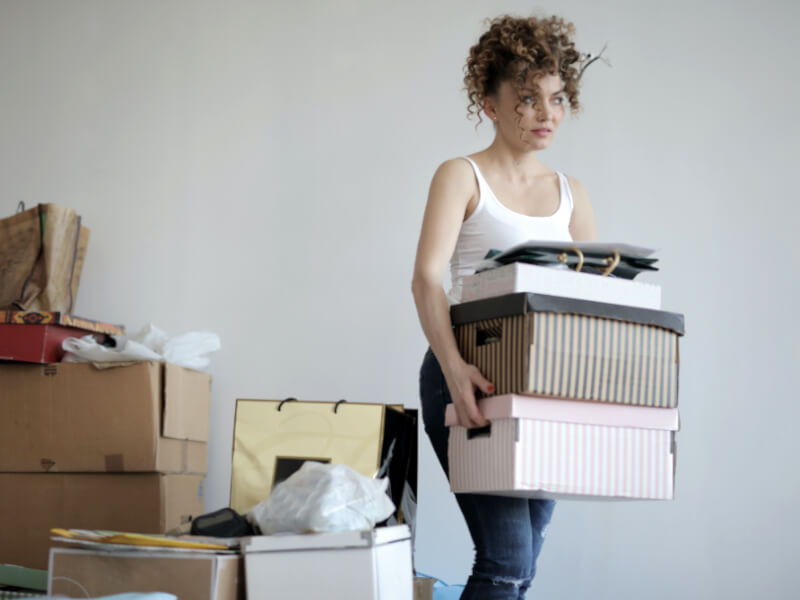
[488, 385, 495, 392]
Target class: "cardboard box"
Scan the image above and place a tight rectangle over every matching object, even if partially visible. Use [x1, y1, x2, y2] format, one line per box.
[414, 576, 435, 600]
[460, 262, 662, 309]
[243, 526, 413, 600]
[451, 293, 684, 408]
[446, 395, 678, 500]
[49, 548, 242, 600]
[0, 361, 209, 473]
[0, 473, 205, 569]
[0, 311, 123, 364]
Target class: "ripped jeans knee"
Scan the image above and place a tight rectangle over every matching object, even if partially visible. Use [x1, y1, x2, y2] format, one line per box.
[462, 569, 533, 599]
[478, 571, 532, 588]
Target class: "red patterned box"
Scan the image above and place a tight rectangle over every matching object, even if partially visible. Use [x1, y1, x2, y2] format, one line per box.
[0, 311, 124, 364]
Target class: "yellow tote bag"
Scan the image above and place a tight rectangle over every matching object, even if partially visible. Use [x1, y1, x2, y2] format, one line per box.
[230, 398, 411, 515]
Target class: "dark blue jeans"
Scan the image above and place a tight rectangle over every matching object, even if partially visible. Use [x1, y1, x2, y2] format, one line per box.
[420, 348, 555, 599]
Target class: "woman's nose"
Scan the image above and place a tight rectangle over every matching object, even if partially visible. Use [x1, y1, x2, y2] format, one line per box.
[535, 101, 553, 121]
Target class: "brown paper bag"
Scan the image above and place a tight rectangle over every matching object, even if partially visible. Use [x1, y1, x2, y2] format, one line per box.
[0, 203, 90, 313]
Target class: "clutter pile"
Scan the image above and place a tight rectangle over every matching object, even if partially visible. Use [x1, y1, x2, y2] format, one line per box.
[42, 401, 419, 600]
[446, 240, 686, 500]
[1, 203, 420, 599]
[0, 204, 215, 598]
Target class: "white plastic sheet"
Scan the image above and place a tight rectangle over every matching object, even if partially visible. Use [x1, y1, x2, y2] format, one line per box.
[248, 462, 395, 534]
[62, 323, 220, 371]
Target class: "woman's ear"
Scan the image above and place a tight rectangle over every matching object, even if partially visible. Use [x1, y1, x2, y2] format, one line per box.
[483, 96, 498, 123]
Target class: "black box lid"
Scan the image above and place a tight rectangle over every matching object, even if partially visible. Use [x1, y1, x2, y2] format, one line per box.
[450, 293, 685, 335]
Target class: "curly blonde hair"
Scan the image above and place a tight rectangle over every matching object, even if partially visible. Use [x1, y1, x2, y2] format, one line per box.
[464, 15, 583, 124]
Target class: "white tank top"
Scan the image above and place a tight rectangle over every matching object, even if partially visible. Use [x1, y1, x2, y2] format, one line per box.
[447, 156, 574, 304]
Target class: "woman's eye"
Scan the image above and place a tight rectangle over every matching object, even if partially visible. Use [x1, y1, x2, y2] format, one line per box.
[553, 95, 566, 105]
[521, 96, 534, 104]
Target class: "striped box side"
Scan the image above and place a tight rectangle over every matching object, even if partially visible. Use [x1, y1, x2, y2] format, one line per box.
[518, 419, 673, 499]
[450, 418, 674, 500]
[448, 420, 516, 492]
[529, 313, 679, 408]
[457, 316, 530, 395]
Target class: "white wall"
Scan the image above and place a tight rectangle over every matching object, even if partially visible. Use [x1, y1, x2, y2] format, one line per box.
[1, 1, 798, 597]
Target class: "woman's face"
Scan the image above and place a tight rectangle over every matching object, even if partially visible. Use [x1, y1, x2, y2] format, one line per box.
[486, 72, 567, 151]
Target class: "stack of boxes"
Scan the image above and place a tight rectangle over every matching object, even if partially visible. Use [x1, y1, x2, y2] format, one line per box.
[445, 259, 685, 500]
[0, 313, 211, 570]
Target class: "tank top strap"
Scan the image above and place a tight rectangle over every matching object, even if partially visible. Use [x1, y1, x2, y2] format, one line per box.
[461, 156, 491, 206]
[556, 171, 574, 217]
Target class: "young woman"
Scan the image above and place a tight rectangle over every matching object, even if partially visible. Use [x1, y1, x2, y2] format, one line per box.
[412, 15, 598, 599]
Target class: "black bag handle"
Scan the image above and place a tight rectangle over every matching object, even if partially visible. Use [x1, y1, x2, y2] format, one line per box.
[277, 397, 297, 411]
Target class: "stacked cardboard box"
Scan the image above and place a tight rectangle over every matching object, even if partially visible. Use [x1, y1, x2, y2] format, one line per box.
[0, 359, 211, 569]
[48, 547, 242, 600]
[446, 264, 685, 500]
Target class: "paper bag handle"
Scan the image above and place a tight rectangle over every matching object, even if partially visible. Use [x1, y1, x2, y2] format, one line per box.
[277, 397, 297, 411]
[601, 250, 621, 276]
[557, 247, 584, 272]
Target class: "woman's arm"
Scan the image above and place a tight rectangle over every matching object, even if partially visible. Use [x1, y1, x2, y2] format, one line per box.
[568, 176, 598, 242]
[412, 159, 492, 428]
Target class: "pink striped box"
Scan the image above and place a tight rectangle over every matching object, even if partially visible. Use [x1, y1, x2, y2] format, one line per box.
[445, 395, 678, 500]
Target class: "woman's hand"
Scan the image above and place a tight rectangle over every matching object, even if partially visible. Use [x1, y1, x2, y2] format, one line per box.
[443, 359, 494, 428]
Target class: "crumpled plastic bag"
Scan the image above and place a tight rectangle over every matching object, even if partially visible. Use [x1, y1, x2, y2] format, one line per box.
[62, 323, 220, 371]
[248, 462, 396, 534]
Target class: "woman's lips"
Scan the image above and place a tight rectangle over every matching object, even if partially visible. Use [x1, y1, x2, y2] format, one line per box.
[531, 129, 551, 137]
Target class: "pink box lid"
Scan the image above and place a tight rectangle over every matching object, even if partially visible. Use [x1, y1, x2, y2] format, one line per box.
[444, 394, 679, 431]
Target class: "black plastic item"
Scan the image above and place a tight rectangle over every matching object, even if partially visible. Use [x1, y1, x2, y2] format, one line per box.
[484, 245, 659, 279]
[189, 507, 255, 537]
[374, 407, 418, 529]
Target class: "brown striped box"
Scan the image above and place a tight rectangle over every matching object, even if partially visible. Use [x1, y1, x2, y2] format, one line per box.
[451, 293, 685, 408]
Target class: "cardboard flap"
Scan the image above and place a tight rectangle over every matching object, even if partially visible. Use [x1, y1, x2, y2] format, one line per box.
[445, 394, 679, 431]
[163, 364, 211, 442]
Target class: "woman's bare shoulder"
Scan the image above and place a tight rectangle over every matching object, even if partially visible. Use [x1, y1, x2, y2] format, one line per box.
[426, 157, 479, 220]
[432, 157, 475, 184]
[428, 157, 478, 203]
[566, 174, 588, 197]
[565, 174, 598, 241]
